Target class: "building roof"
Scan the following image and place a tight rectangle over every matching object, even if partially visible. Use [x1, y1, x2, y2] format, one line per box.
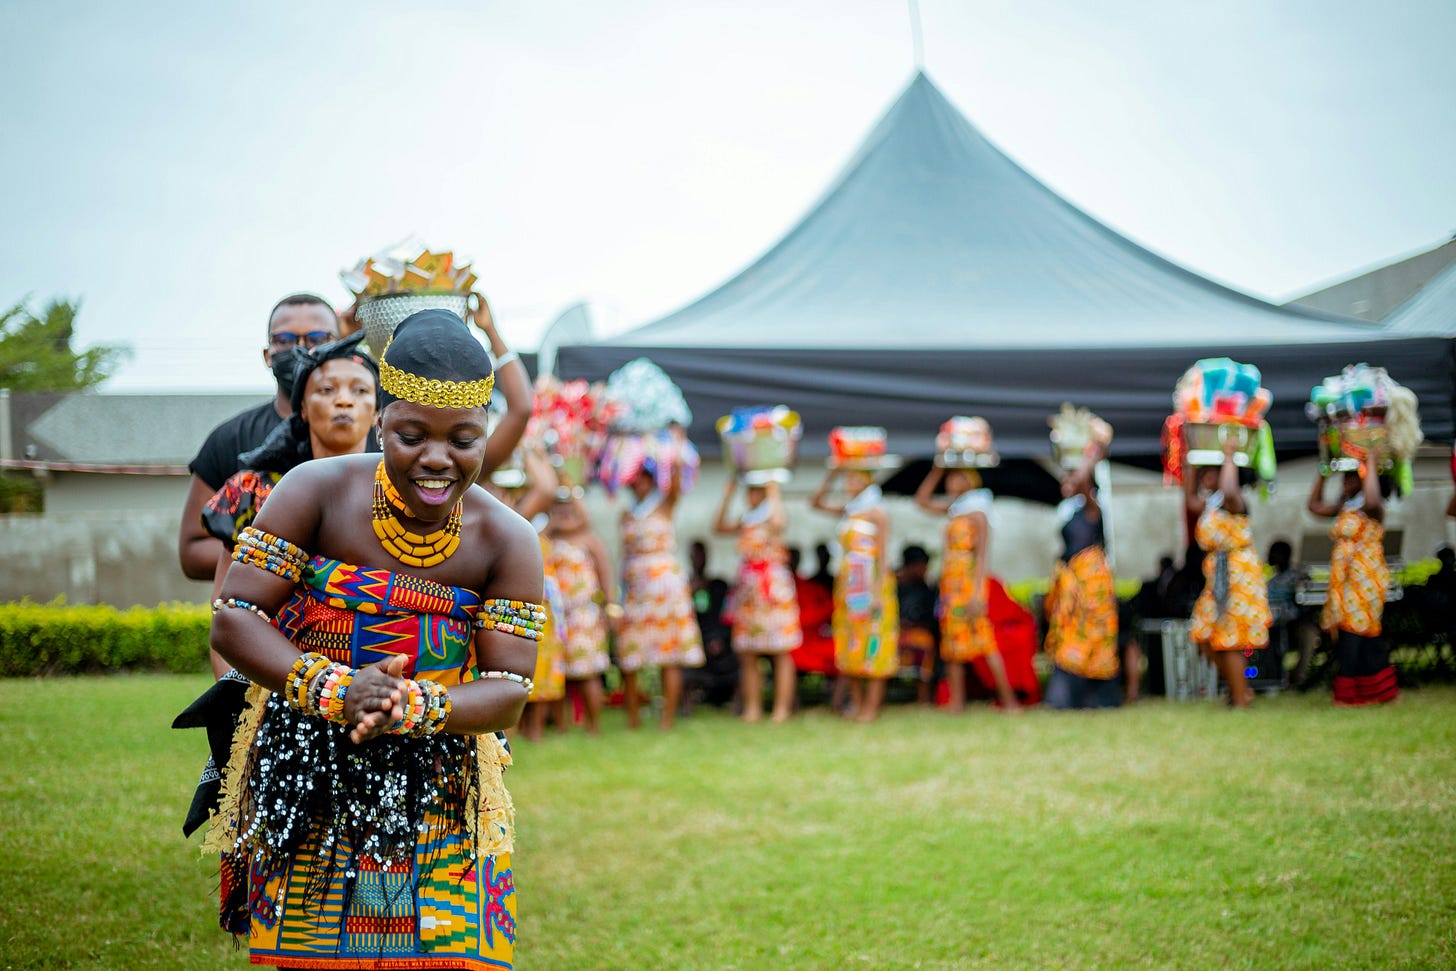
[1382, 256, 1456, 336]
[1287, 237, 1456, 322]
[603, 72, 1380, 350]
[9, 392, 272, 466]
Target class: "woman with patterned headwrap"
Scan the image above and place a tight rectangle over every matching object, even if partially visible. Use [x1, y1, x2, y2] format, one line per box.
[1185, 436, 1272, 708]
[198, 332, 380, 675]
[1309, 462, 1397, 706]
[206, 309, 542, 970]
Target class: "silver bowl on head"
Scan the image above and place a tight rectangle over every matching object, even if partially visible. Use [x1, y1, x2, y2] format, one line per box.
[356, 292, 471, 357]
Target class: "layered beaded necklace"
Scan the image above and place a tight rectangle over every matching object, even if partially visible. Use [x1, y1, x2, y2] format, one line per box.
[371, 460, 463, 568]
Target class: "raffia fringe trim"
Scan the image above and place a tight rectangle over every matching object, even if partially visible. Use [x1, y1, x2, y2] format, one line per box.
[472, 732, 515, 856]
[202, 683, 270, 856]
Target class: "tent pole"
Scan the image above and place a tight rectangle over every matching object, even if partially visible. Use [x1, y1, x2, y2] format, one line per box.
[907, 0, 925, 70]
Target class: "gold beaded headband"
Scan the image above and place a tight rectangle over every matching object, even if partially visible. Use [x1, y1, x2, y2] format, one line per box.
[379, 359, 494, 409]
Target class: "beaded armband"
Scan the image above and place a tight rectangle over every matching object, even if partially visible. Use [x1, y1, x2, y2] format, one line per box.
[233, 527, 309, 583]
[212, 597, 272, 623]
[482, 669, 535, 696]
[476, 599, 547, 640]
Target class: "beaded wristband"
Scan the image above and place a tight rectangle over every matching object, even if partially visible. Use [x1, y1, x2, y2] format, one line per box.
[211, 597, 272, 623]
[414, 679, 452, 736]
[390, 680, 427, 736]
[481, 669, 535, 696]
[284, 653, 333, 713]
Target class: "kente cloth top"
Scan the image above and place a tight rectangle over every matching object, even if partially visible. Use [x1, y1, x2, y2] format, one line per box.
[201, 470, 283, 547]
[277, 556, 483, 678]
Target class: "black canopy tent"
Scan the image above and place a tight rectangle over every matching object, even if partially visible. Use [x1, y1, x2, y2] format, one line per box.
[556, 74, 1454, 481]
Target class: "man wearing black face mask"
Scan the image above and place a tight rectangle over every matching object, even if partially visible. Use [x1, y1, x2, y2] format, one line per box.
[176, 293, 341, 580]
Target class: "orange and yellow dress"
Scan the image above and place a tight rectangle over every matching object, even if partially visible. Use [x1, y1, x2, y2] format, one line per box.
[1322, 507, 1387, 637]
[1044, 545, 1119, 679]
[832, 509, 898, 679]
[528, 534, 567, 703]
[730, 509, 801, 655]
[1190, 506, 1272, 651]
[940, 493, 996, 662]
[547, 536, 611, 679]
[619, 507, 705, 670]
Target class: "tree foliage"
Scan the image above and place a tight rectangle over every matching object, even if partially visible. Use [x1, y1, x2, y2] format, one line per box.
[0, 297, 128, 392]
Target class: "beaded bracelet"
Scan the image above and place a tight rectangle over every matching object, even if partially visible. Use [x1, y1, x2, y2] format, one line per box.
[481, 669, 535, 696]
[233, 527, 309, 583]
[211, 598, 272, 623]
[414, 679, 452, 736]
[476, 599, 547, 640]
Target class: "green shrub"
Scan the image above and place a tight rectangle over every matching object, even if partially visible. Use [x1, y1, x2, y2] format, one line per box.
[0, 598, 210, 676]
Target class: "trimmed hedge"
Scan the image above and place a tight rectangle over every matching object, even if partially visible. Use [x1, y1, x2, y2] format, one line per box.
[0, 599, 211, 677]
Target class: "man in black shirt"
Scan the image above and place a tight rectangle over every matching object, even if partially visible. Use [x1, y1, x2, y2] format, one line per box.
[176, 293, 340, 580]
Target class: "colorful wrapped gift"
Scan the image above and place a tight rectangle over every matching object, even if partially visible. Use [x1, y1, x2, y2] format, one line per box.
[340, 238, 478, 354]
[603, 358, 692, 434]
[717, 406, 801, 483]
[828, 426, 900, 471]
[1047, 404, 1113, 470]
[528, 376, 619, 488]
[1163, 359, 1275, 483]
[595, 430, 700, 495]
[1307, 364, 1421, 490]
[934, 416, 999, 469]
[596, 358, 697, 495]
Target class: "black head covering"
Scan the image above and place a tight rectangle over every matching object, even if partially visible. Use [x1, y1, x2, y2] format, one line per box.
[239, 332, 380, 474]
[379, 309, 494, 411]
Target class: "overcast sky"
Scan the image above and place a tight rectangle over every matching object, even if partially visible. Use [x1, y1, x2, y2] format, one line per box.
[3, 0, 1454, 391]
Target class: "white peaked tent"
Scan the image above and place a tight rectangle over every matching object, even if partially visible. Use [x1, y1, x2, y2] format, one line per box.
[1384, 258, 1456, 337]
[557, 73, 1452, 458]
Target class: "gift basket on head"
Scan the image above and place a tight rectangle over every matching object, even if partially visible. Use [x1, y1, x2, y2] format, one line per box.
[595, 358, 699, 495]
[935, 416, 999, 469]
[1162, 358, 1276, 488]
[1307, 364, 1422, 495]
[1048, 404, 1113, 470]
[340, 239, 479, 355]
[717, 406, 802, 485]
[529, 375, 618, 497]
[827, 426, 901, 472]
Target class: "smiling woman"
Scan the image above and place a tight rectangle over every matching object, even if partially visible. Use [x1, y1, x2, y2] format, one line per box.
[204, 309, 544, 970]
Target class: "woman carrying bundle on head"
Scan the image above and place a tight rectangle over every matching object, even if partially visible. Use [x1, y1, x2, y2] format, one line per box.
[1306, 364, 1418, 707]
[811, 427, 899, 723]
[916, 417, 1020, 713]
[205, 309, 541, 970]
[715, 474, 801, 722]
[615, 429, 706, 730]
[1184, 436, 1272, 708]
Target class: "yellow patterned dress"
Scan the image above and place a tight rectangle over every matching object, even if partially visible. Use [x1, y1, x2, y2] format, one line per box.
[940, 510, 996, 662]
[1044, 546, 1119, 679]
[547, 536, 611, 678]
[1190, 506, 1272, 651]
[832, 513, 899, 678]
[1323, 507, 1387, 637]
[619, 511, 705, 670]
[730, 514, 802, 654]
[528, 534, 567, 703]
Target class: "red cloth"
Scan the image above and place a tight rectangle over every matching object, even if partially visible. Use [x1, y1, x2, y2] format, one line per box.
[790, 577, 837, 675]
[965, 577, 1042, 705]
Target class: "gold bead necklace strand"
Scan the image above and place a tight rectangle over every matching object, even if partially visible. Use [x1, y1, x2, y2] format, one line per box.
[372, 460, 463, 568]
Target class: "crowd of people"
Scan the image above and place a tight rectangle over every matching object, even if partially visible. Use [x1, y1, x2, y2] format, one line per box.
[172, 290, 1428, 969]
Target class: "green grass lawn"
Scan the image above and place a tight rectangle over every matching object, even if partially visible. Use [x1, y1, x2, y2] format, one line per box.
[2, 676, 1453, 970]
